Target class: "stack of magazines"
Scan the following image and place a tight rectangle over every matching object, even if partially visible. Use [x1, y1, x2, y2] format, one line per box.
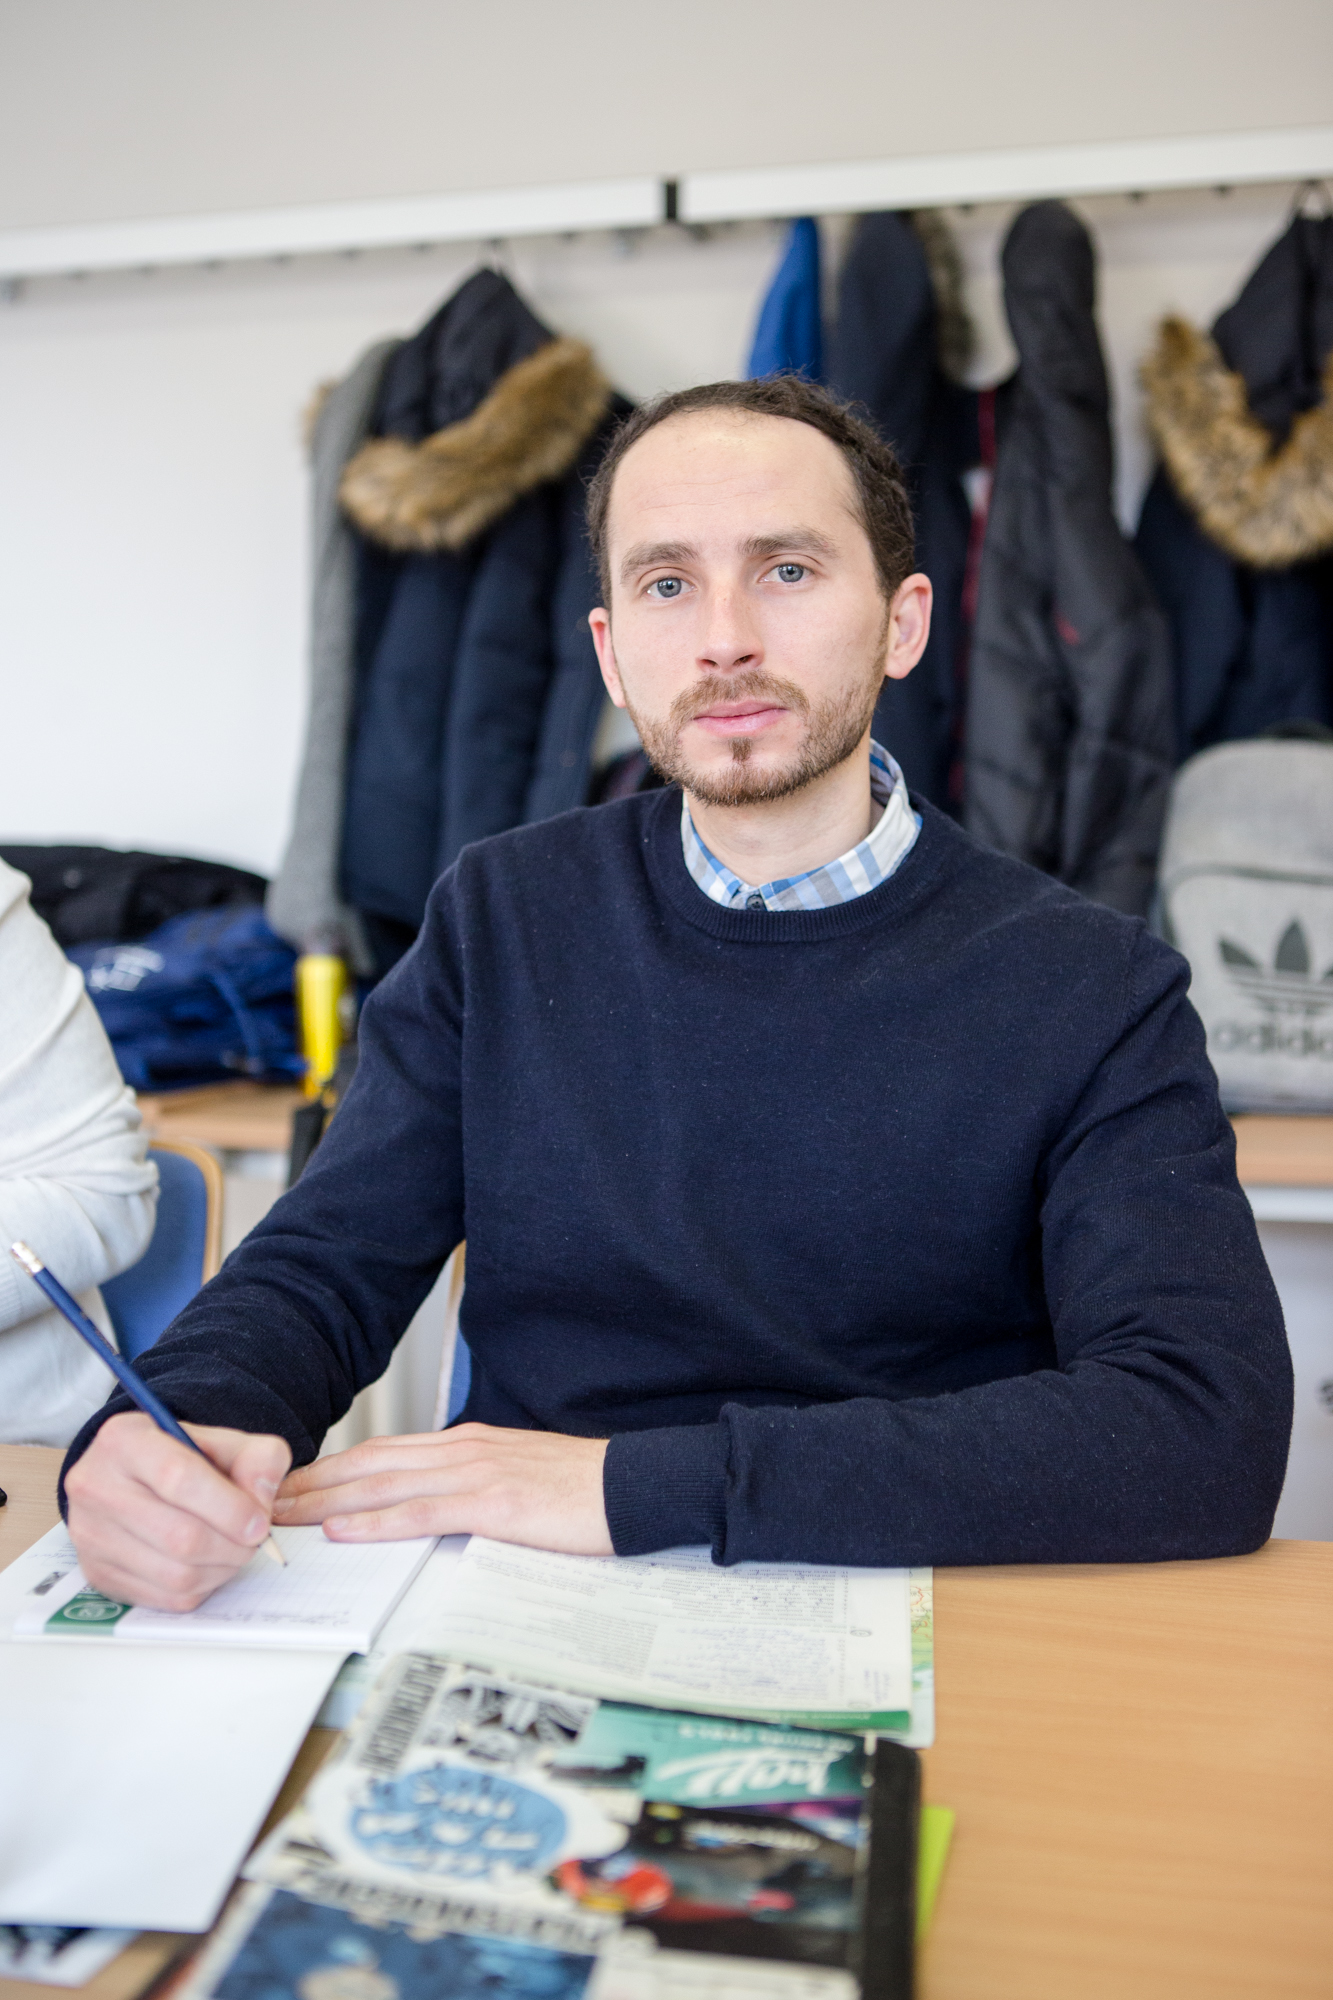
[181, 1651, 922, 2000]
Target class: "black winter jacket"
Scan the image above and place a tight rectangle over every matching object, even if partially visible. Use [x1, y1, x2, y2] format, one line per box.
[337, 271, 625, 969]
[1135, 215, 1333, 758]
[826, 212, 978, 809]
[964, 203, 1174, 916]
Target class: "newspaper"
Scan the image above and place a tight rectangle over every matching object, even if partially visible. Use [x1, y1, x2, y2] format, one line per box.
[407, 1539, 919, 1733]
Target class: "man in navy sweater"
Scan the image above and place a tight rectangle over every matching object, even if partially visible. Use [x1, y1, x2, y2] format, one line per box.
[64, 378, 1290, 1611]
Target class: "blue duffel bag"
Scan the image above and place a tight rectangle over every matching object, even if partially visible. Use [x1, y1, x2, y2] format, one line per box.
[70, 905, 303, 1092]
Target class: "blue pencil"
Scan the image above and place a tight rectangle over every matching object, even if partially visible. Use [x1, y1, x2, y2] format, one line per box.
[10, 1239, 285, 1567]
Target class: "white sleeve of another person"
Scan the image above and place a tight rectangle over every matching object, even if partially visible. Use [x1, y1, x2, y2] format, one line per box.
[0, 859, 159, 1446]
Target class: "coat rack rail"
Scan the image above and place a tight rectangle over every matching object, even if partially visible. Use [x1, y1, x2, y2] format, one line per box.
[678, 123, 1333, 224]
[1, 124, 1329, 287]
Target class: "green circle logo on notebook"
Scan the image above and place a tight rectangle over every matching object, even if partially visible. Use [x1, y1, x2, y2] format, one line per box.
[49, 1588, 133, 1629]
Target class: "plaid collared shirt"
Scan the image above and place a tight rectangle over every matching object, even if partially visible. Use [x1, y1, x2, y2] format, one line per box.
[681, 740, 920, 913]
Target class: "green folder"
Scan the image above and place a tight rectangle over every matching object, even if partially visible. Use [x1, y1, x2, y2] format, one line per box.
[917, 1803, 956, 1941]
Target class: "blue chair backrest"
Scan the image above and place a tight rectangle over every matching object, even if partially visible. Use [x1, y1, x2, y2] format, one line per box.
[445, 1336, 472, 1425]
[102, 1148, 212, 1361]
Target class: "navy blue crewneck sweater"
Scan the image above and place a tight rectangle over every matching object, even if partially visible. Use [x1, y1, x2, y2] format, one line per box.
[63, 791, 1291, 1564]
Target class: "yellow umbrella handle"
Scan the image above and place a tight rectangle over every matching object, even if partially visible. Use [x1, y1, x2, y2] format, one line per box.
[295, 953, 348, 1097]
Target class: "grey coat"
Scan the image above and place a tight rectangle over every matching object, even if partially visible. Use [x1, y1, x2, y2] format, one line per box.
[266, 339, 401, 970]
[964, 203, 1173, 916]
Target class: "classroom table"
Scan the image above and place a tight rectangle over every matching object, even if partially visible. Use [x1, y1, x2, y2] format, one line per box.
[2, 1443, 1331, 2000]
[136, 1081, 305, 1162]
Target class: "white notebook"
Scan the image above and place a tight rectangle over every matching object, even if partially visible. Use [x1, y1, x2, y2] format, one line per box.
[12, 1524, 436, 1652]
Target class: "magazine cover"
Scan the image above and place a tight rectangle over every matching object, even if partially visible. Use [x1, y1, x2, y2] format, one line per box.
[207, 1654, 918, 2000]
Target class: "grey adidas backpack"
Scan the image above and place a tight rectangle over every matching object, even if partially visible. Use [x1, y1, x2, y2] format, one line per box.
[1157, 738, 1333, 1112]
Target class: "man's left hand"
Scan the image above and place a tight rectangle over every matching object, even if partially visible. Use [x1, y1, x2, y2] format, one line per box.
[272, 1424, 612, 1555]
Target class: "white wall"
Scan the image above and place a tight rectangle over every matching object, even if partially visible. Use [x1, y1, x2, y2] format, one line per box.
[2, 0, 1329, 230]
[1264, 1228, 1333, 1542]
[0, 180, 1301, 870]
[0, 223, 782, 867]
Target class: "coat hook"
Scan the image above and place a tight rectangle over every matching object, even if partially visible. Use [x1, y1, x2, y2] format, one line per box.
[1290, 178, 1333, 220]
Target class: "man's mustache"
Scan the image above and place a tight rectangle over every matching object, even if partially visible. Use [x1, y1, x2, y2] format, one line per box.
[669, 671, 812, 729]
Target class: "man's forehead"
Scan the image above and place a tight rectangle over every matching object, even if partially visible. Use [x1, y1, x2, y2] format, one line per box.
[608, 408, 859, 537]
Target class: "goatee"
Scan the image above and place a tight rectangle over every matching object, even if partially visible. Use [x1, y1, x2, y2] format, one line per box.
[628, 664, 884, 808]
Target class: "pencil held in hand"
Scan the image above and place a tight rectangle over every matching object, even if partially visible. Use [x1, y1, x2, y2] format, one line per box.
[9, 1240, 286, 1569]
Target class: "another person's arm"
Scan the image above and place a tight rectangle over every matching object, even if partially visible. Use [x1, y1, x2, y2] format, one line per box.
[0, 861, 158, 1444]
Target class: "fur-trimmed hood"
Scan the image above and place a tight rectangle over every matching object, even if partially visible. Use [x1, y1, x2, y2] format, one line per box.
[1142, 317, 1333, 570]
[340, 334, 612, 554]
[908, 209, 973, 385]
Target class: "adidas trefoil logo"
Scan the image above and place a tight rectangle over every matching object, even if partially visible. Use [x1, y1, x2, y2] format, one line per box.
[1219, 921, 1333, 1018]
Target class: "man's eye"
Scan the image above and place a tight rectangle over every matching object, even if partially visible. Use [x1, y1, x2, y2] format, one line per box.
[648, 576, 685, 600]
[773, 563, 807, 583]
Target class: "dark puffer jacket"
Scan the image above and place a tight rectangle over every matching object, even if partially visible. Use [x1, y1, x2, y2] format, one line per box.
[337, 270, 627, 970]
[964, 203, 1174, 916]
[826, 212, 978, 809]
[1135, 214, 1333, 758]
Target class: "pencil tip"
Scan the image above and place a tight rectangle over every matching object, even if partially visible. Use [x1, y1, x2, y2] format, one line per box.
[10, 1242, 42, 1276]
[261, 1533, 288, 1568]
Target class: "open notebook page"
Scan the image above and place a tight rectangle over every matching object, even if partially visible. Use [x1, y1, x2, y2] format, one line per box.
[13, 1525, 436, 1652]
[416, 1537, 916, 1730]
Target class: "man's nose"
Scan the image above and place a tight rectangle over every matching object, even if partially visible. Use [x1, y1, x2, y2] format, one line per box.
[697, 587, 763, 673]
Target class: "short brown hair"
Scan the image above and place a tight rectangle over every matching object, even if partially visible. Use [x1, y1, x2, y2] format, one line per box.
[584, 376, 915, 607]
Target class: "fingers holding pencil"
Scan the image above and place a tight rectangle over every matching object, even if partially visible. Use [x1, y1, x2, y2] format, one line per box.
[65, 1415, 292, 1613]
[11, 1238, 288, 1594]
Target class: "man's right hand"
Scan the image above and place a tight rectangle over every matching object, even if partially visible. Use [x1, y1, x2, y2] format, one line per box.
[64, 1412, 292, 1612]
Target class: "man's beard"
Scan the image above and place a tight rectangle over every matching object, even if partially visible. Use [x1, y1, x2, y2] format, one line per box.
[626, 659, 886, 808]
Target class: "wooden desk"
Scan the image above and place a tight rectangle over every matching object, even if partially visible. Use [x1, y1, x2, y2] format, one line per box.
[918, 1547, 1333, 1998]
[0, 1442, 60, 1565]
[1232, 1113, 1333, 1188]
[136, 1081, 304, 1159]
[4, 1445, 1331, 1999]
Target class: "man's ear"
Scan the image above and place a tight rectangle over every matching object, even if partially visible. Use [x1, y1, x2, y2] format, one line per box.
[883, 574, 933, 683]
[588, 607, 627, 709]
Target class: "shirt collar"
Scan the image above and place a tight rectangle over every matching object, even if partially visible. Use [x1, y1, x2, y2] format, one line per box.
[680, 740, 920, 913]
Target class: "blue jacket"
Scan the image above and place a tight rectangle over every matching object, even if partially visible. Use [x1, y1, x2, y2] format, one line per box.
[825, 213, 979, 810]
[1135, 215, 1333, 758]
[337, 270, 627, 969]
[748, 218, 823, 380]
